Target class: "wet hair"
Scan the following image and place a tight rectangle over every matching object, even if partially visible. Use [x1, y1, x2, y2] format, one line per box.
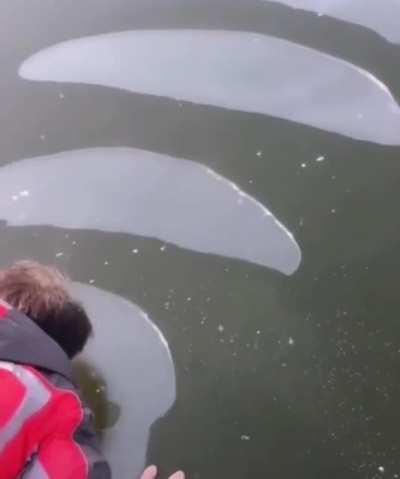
[0, 260, 92, 358]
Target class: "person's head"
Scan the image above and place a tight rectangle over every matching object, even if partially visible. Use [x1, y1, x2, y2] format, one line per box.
[0, 260, 92, 358]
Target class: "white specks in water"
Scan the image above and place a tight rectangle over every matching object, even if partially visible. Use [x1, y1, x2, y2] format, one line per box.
[11, 190, 30, 201]
[132, 248, 139, 254]
[281, 362, 287, 368]
[378, 466, 385, 474]
[186, 297, 192, 302]
[256, 330, 261, 335]
[331, 208, 337, 214]
[160, 245, 167, 252]
[299, 217, 304, 227]
[40, 134, 46, 141]
[240, 435, 251, 441]
[316, 155, 325, 162]
[58, 92, 65, 99]
[89, 279, 95, 284]
[55, 251, 64, 258]
[301, 162, 307, 168]
[218, 324, 225, 333]
[104, 260, 109, 266]
[163, 301, 171, 311]
[256, 150, 263, 158]
[288, 337, 295, 346]
[331, 175, 336, 180]
[72, 240, 77, 246]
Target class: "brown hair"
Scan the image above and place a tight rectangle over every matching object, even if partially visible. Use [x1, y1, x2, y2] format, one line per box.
[0, 261, 92, 358]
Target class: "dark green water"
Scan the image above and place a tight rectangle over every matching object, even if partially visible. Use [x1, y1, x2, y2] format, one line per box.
[1, 1, 400, 478]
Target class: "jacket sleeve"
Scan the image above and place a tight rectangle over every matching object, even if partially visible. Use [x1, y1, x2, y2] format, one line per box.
[21, 405, 112, 479]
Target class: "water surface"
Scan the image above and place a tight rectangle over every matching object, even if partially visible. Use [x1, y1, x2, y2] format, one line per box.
[0, 147, 300, 274]
[266, 0, 400, 44]
[70, 282, 175, 479]
[21, 30, 400, 145]
[1, 1, 400, 478]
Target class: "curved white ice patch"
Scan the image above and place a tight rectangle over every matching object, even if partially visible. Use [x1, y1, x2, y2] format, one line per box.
[0, 148, 301, 274]
[70, 282, 176, 479]
[19, 30, 400, 145]
[266, 0, 400, 45]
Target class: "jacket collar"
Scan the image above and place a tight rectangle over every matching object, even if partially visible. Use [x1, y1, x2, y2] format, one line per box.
[0, 306, 72, 381]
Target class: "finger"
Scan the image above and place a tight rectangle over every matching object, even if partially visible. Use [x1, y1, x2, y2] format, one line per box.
[169, 471, 185, 479]
[140, 465, 158, 479]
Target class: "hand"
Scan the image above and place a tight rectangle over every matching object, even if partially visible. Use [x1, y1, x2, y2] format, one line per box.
[140, 465, 185, 479]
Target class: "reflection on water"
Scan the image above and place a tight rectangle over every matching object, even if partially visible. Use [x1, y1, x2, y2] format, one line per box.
[0, 147, 300, 274]
[73, 360, 121, 433]
[266, 0, 400, 44]
[20, 30, 400, 145]
[69, 282, 176, 479]
[2, 0, 400, 477]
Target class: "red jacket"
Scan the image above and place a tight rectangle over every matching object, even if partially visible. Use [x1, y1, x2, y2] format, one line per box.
[0, 302, 111, 478]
